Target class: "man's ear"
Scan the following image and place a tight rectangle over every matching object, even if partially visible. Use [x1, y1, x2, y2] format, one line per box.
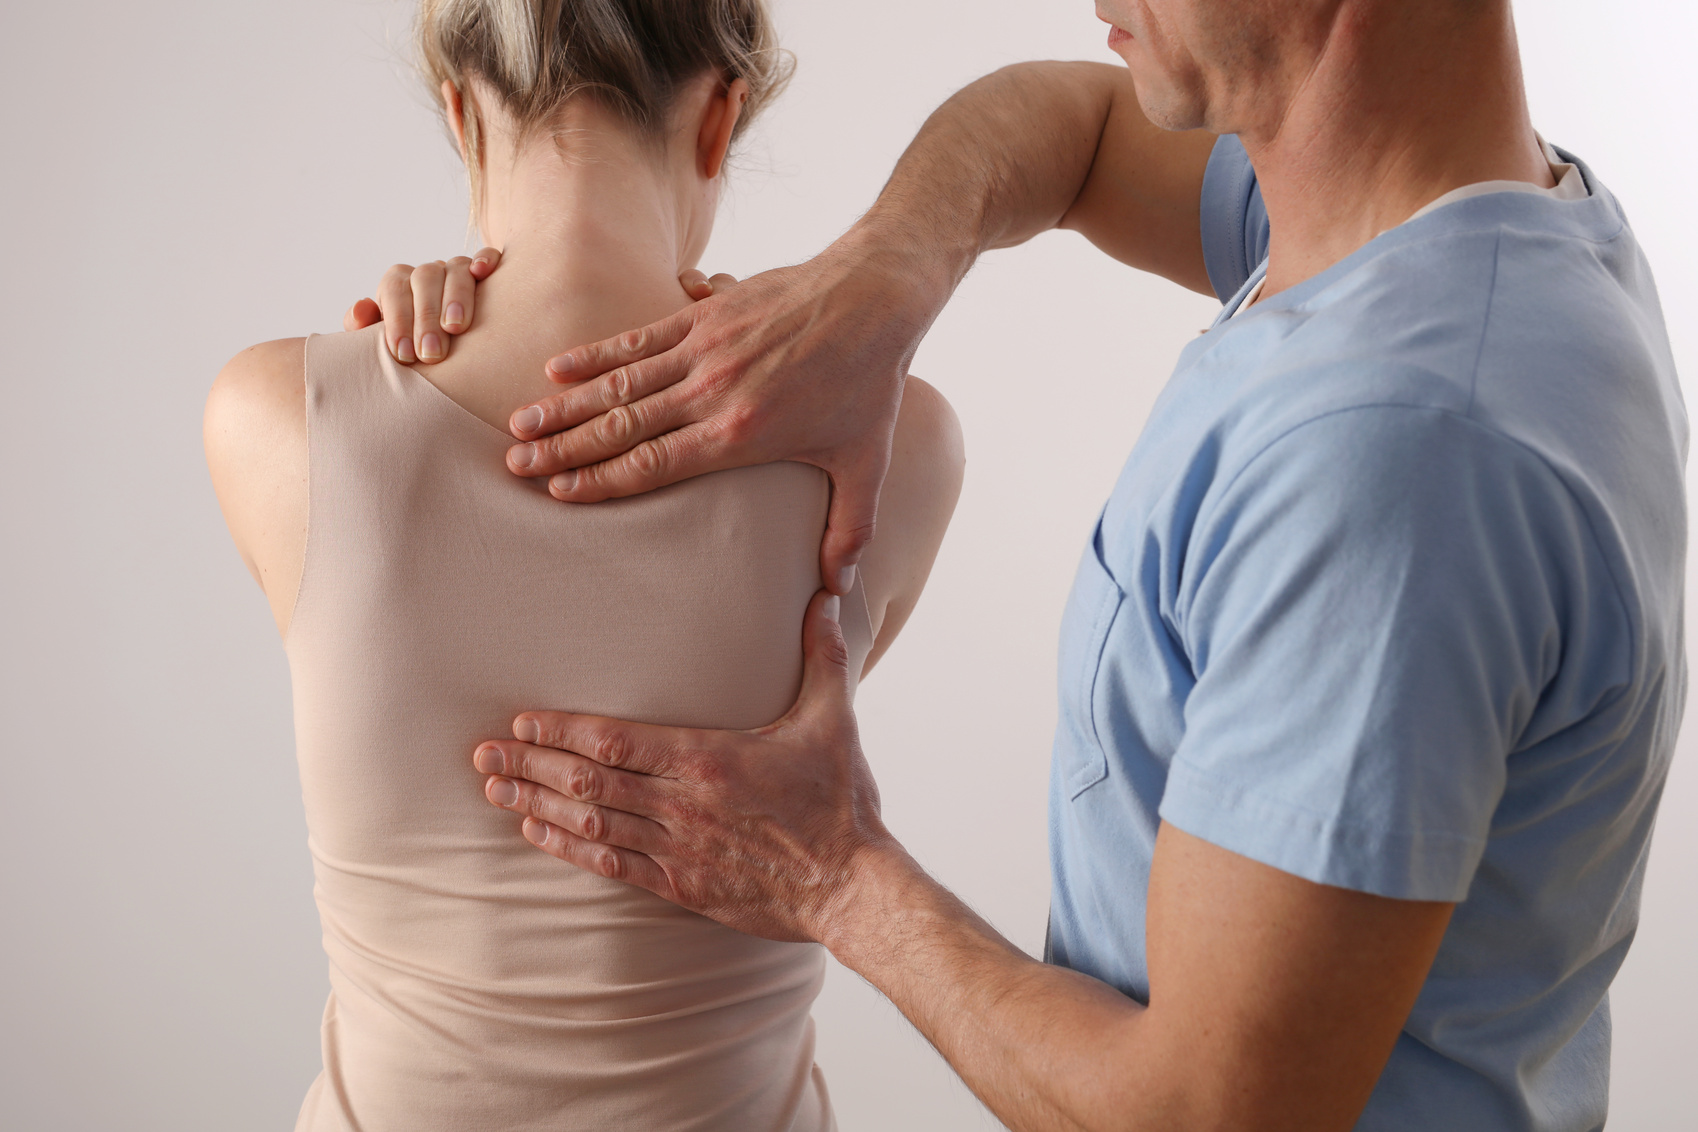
[443, 79, 469, 164]
[697, 77, 750, 180]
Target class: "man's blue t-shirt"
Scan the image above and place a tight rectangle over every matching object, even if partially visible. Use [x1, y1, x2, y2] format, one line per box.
[1046, 135, 1686, 1130]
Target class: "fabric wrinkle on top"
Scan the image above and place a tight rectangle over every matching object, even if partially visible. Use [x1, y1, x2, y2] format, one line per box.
[286, 325, 871, 1132]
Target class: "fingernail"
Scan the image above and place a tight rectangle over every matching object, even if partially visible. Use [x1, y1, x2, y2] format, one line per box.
[834, 565, 856, 594]
[550, 472, 577, 495]
[822, 595, 841, 624]
[523, 818, 549, 846]
[510, 443, 536, 470]
[420, 332, 443, 360]
[474, 746, 503, 774]
[547, 355, 575, 377]
[514, 717, 540, 743]
[488, 777, 519, 806]
[444, 302, 464, 328]
[397, 337, 416, 364]
[513, 406, 543, 435]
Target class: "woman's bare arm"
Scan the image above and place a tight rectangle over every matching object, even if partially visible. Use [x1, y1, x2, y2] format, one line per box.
[203, 338, 309, 637]
[856, 377, 965, 675]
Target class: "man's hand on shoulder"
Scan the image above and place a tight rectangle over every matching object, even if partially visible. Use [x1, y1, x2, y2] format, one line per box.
[506, 236, 937, 595]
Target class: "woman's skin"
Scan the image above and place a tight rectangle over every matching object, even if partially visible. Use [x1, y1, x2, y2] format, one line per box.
[206, 73, 964, 669]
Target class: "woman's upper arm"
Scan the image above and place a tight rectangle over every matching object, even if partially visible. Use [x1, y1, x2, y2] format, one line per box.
[203, 337, 309, 637]
[856, 376, 965, 676]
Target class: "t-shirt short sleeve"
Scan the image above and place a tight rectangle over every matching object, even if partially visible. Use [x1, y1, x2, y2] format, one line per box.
[1158, 405, 1630, 902]
[1199, 134, 1270, 303]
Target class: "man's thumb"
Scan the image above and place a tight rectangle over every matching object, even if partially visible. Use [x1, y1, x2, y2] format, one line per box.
[797, 589, 854, 716]
[821, 462, 883, 596]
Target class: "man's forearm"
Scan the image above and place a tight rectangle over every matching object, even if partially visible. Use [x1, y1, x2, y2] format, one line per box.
[824, 844, 1163, 1132]
[839, 62, 1126, 317]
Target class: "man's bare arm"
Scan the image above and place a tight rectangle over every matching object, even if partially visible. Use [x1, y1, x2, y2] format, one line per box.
[829, 827, 1449, 1132]
[849, 60, 1212, 306]
[471, 600, 1451, 1132]
[481, 61, 1213, 592]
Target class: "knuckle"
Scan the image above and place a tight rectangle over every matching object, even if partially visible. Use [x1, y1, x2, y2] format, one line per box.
[566, 764, 603, 802]
[579, 805, 606, 842]
[541, 431, 576, 464]
[501, 745, 527, 778]
[534, 717, 565, 748]
[716, 400, 762, 447]
[572, 461, 609, 497]
[618, 327, 648, 355]
[605, 368, 634, 406]
[594, 847, 624, 879]
[592, 730, 630, 769]
[688, 749, 727, 789]
[597, 404, 636, 446]
[819, 631, 852, 670]
[630, 439, 668, 480]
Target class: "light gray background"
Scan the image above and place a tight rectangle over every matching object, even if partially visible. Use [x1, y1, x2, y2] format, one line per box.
[2, 2, 1692, 1128]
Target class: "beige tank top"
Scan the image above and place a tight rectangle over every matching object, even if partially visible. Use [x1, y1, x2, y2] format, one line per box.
[286, 327, 872, 1132]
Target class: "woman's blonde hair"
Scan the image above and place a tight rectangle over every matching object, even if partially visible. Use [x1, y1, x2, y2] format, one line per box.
[417, 0, 791, 210]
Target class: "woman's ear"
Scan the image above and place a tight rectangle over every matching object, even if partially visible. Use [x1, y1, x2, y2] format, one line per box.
[443, 79, 469, 164]
[697, 77, 750, 180]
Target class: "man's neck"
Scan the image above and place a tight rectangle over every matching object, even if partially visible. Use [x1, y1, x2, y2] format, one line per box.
[1240, 2, 1551, 300]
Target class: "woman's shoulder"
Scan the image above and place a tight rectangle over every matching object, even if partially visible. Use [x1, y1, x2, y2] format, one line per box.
[856, 376, 965, 674]
[205, 337, 308, 445]
[204, 337, 310, 637]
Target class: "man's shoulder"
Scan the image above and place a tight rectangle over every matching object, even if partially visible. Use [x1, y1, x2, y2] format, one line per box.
[1244, 200, 1668, 418]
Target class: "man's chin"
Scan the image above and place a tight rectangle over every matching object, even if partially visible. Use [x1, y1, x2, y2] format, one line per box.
[1123, 71, 1206, 133]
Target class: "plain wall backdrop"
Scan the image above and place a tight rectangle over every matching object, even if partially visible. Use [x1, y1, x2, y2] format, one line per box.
[2, 1, 1692, 1128]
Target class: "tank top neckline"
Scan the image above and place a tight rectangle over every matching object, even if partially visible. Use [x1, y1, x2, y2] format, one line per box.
[387, 348, 526, 444]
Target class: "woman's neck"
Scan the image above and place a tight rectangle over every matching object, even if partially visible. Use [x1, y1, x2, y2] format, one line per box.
[419, 128, 705, 431]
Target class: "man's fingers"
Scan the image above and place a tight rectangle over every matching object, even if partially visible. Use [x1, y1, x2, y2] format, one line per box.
[519, 819, 675, 896]
[377, 263, 416, 364]
[507, 712, 699, 779]
[543, 308, 694, 384]
[511, 349, 693, 446]
[480, 771, 670, 855]
[468, 246, 501, 280]
[545, 423, 724, 503]
[476, 738, 674, 819]
[411, 260, 450, 363]
[441, 256, 479, 335]
[820, 459, 886, 595]
[508, 388, 693, 478]
[678, 270, 739, 301]
[344, 297, 380, 332]
[679, 268, 713, 300]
